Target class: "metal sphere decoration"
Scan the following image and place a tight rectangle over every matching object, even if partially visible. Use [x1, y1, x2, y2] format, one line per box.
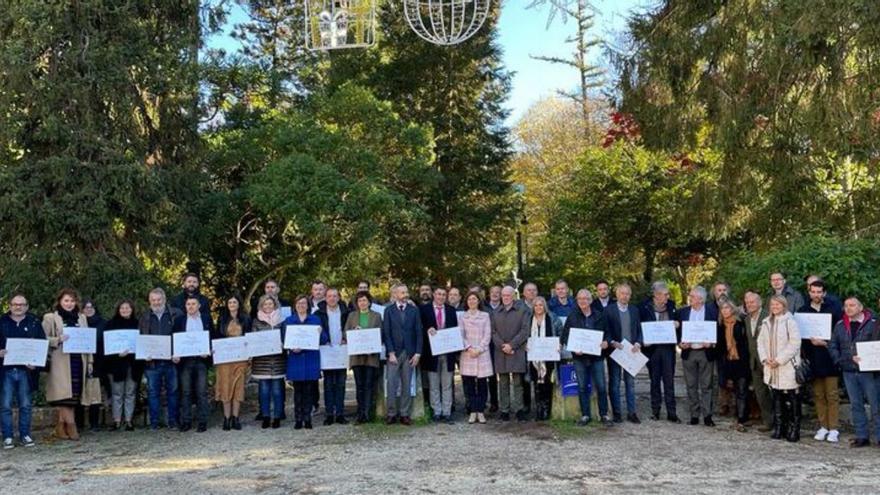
[306, 0, 376, 51]
[403, 0, 492, 46]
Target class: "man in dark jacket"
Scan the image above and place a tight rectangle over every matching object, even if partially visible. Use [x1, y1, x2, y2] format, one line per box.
[829, 297, 880, 447]
[798, 280, 843, 442]
[768, 271, 805, 317]
[590, 279, 615, 314]
[640, 281, 681, 423]
[548, 279, 575, 318]
[139, 288, 183, 430]
[419, 287, 459, 423]
[604, 283, 643, 424]
[170, 272, 212, 321]
[0, 294, 45, 448]
[677, 286, 719, 427]
[382, 283, 423, 425]
[172, 295, 214, 433]
[315, 288, 349, 424]
[560, 289, 609, 426]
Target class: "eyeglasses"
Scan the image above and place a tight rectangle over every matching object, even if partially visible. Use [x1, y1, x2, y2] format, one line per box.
[10, 303, 28, 307]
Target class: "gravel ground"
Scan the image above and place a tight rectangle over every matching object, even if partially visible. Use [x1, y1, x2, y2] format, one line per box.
[2, 390, 878, 495]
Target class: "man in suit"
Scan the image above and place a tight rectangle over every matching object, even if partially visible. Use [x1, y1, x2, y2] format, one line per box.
[590, 279, 615, 314]
[492, 286, 530, 421]
[743, 290, 771, 431]
[419, 287, 459, 423]
[677, 286, 719, 426]
[604, 283, 643, 423]
[639, 281, 681, 423]
[315, 288, 350, 425]
[382, 283, 423, 425]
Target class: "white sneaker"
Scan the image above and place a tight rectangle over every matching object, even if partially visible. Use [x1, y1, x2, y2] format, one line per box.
[21, 435, 34, 447]
[2, 438, 13, 449]
[813, 427, 829, 441]
[826, 430, 840, 443]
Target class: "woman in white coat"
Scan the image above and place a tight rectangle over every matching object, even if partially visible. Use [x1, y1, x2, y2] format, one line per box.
[757, 294, 802, 442]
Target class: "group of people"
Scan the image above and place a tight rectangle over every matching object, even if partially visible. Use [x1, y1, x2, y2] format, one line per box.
[1, 271, 879, 451]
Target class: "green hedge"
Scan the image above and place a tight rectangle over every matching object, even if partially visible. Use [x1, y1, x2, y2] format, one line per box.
[716, 235, 880, 305]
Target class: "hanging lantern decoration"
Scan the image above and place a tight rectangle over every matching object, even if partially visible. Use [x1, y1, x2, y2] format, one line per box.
[306, 0, 376, 50]
[403, 0, 492, 46]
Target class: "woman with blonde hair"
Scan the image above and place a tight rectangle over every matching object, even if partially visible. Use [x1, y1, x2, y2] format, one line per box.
[757, 294, 802, 442]
[716, 299, 750, 432]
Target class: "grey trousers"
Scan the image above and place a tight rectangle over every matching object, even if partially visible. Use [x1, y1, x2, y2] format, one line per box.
[498, 372, 524, 415]
[751, 364, 773, 426]
[683, 349, 714, 419]
[386, 351, 414, 417]
[428, 356, 454, 417]
[110, 370, 137, 422]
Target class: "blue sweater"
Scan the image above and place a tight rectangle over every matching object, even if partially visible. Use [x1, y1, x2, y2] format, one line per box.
[284, 313, 329, 381]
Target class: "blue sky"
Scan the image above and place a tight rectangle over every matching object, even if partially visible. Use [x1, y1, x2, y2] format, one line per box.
[207, 0, 650, 124]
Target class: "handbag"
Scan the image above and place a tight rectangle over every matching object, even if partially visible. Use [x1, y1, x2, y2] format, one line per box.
[785, 320, 812, 385]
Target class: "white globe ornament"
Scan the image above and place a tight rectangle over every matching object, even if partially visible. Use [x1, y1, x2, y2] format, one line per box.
[403, 0, 492, 46]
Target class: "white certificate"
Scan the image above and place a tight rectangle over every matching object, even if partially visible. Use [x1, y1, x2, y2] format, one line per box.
[62, 327, 97, 354]
[346, 327, 383, 355]
[3, 338, 49, 367]
[136, 335, 171, 360]
[455, 311, 465, 325]
[527, 336, 560, 362]
[682, 321, 717, 344]
[212, 337, 249, 364]
[429, 327, 465, 356]
[246, 329, 282, 358]
[320, 345, 349, 369]
[610, 339, 649, 377]
[371, 303, 386, 315]
[280, 306, 292, 319]
[642, 321, 677, 345]
[284, 325, 321, 350]
[856, 341, 880, 372]
[565, 328, 603, 356]
[793, 313, 832, 340]
[173, 331, 211, 357]
[103, 329, 139, 355]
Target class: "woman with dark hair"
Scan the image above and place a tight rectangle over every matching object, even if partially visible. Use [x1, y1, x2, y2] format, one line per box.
[344, 291, 383, 424]
[459, 291, 493, 424]
[42, 288, 99, 440]
[81, 299, 107, 432]
[215, 294, 252, 431]
[103, 300, 143, 431]
[285, 294, 328, 430]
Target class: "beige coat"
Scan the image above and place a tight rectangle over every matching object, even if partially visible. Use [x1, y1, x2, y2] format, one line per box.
[757, 312, 801, 391]
[344, 310, 383, 368]
[43, 312, 100, 404]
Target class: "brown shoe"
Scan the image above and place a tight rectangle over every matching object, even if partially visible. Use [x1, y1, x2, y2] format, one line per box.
[65, 421, 80, 441]
[54, 421, 69, 440]
[400, 417, 412, 426]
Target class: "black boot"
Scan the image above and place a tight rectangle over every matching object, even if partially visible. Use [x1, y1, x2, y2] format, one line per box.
[786, 392, 801, 443]
[232, 416, 242, 431]
[222, 417, 231, 431]
[770, 391, 784, 440]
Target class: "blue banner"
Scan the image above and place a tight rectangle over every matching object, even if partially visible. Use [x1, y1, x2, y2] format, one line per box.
[558, 363, 588, 397]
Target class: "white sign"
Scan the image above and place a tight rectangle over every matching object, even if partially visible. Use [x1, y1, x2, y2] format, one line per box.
[856, 341, 880, 372]
[173, 331, 211, 357]
[280, 306, 292, 319]
[610, 339, 649, 377]
[3, 338, 48, 367]
[246, 329, 282, 358]
[371, 303, 386, 315]
[320, 345, 349, 370]
[103, 329, 139, 355]
[527, 336, 560, 362]
[347, 327, 383, 355]
[682, 321, 717, 344]
[284, 324, 321, 350]
[62, 327, 97, 354]
[455, 311, 465, 325]
[641, 321, 678, 345]
[793, 313, 832, 340]
[136, 335, 171, 360]
[565, 328, 604, 356]
[212, 337, 249, 364]
[429, 326, 465, 356]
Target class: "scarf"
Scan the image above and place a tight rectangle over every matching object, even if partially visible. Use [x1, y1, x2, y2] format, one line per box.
[723, 315, 739, 361]
[258, 308, 282, 327]
[530, 313, 548, 382]
[57, 306, 80, 326]
[842, 309, 872, 337]
[653, 302, 670, 320]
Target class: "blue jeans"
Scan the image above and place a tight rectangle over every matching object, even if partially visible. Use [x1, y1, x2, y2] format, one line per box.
[843, 371, 880, 441]
[258, 378, 285, 419]
[145, 361, 179, 428]
[608, 359, 636, 416]
[1, 368, 33, 439]
[573, 359, 608, 419]
[323, 369, 347, 417]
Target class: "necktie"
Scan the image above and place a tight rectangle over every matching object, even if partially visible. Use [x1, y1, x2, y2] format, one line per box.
[436, 306, 443, 328]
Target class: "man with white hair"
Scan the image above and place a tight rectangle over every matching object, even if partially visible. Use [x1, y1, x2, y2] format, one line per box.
[604, 283, 643, 424]
[139, 288, 183, 430]
[639, 281, 681, 423]
[492, 286, 530, 422]
[677, 286, 719, 427]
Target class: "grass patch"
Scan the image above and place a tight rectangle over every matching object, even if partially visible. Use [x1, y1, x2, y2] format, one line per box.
[548, 419, 598, 438]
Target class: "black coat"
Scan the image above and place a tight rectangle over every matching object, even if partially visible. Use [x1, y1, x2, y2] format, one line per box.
[419, 303, 459, 372]
[798, 301, 842, 378]
[602, 303, 642, 358]
[590, 297, 616, 315]
[717, 320, 750, 381]
[560, 307, 606, 364]
[216, 312, 253, 338]
[638, 299, 679, 359]
[676, 305, 719, 361]
[103, 315, 145, 384]
[170, 291, 212, 321]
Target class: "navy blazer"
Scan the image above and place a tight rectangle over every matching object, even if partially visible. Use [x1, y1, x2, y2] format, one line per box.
[676, 304, 719, 361]
[382, 302, 424, 358]
[590, 297, 616, 315]
[418, 303, 459, 372]
[602, 303, 642, 358]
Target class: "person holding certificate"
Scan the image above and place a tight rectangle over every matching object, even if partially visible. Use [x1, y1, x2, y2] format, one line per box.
[215, 295, 252, 431]
[285, 295, 328, 430]
[252, 295, 287, 429]
[561, 289, 609, 426]
[798, 280, 842, 443]
[172, 295, 214, 433]
[419, 287, 459, 424]
[526, 297, 562, 421]
[677, 286, 719, 427]
[603, 283, 643, 424]
[42, 288, 98, 441]
[638, 282, 681, 423]
[757, 295, 802, 442]
[103, 300, 143, 432]
[716, 300, 750, 432]
[344, 291, 383, 424]
[0, 294, 45, 448]
[829, 297, 880, 448]
[459, 292, 492, 424]
[315, 288, 349, 425]
[139, 288, 183, 431]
